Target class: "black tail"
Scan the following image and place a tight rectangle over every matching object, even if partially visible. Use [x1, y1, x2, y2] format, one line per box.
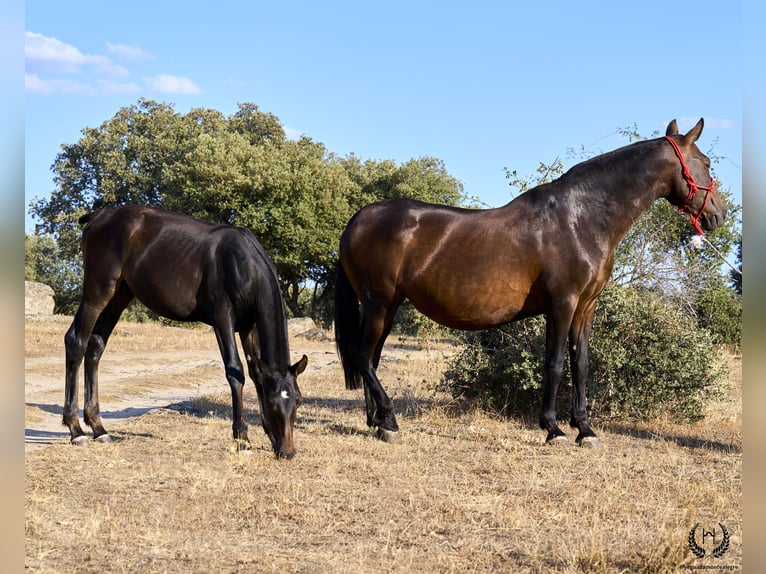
[334, 261, 364, 390]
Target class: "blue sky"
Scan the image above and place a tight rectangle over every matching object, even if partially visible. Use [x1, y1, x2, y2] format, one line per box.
[24, 1, 742, 233]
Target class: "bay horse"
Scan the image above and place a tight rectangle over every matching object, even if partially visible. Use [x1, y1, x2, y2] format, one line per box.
[335, 118, 726, 447]
[63, 205, 308, 458]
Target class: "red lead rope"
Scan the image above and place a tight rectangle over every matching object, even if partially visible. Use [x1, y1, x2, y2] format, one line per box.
[664, 135, 716, 236]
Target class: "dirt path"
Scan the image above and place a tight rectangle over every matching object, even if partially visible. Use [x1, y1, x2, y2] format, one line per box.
[26, 348, 221, 451]
[24, 318, 344, 452]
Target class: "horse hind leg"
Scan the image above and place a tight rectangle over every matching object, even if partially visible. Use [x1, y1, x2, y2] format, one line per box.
[63, 309, 92, 446]
[64, 264, 129, 445]
[63, 303, 110, 445]
[354, 297, 402, 442]
[82, 288, 133, 443]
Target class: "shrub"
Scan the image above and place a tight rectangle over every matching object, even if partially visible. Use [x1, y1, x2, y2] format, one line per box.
[439, 285, 727, 422]
[694, 276, 742, 349]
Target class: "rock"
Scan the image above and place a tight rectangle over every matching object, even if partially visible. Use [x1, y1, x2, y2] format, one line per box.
[25, 281, 55, 316]
[287, 317, 331, 342]
[287, 317, 318, 336]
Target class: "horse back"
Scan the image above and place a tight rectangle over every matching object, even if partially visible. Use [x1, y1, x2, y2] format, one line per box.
[80, 205, 275, 324]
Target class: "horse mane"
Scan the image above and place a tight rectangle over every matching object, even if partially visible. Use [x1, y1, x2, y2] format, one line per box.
[560, 137, 659, 183]
[78, 211, 98, 227]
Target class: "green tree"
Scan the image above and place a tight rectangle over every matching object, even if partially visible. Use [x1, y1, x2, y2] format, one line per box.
[25, 234, 81, 313]
[231, 136, 358, 318]
[729, 239, 742, 295]
[28, 99, 468, 323]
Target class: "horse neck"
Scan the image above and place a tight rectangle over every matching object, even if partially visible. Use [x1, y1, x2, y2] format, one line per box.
[559, 139, 671, 245]
[253, 276, 292, 370]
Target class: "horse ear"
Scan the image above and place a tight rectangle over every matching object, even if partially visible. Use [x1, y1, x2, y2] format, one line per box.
[291, 354, 308, 376]
[683, 118, 704, 143]
[665, 119, 679, 136]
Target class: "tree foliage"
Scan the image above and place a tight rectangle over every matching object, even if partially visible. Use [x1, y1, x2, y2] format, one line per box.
[25, 234, 81, 313]
[28, 99, 466, 320]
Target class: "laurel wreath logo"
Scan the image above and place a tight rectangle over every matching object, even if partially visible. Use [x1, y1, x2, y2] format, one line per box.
[688, 523, 730, 559]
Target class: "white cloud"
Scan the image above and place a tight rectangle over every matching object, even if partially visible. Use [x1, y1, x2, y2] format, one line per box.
[145, 73, 202, 95]
[26, 32, 111, 74]
[107, 42, 155, 62]
[25, 73, 50, 94]
[25, 72, 140, 96]
[26, 31, 201, 96]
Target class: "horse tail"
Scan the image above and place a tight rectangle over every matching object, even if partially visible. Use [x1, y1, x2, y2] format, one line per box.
[334, 260, 364, 390]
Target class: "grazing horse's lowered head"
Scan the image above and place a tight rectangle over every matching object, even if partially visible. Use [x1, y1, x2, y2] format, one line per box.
[252, 354, 308, 459]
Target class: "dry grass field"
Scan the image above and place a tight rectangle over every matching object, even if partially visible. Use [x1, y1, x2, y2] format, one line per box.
[25, 316, 741, 573]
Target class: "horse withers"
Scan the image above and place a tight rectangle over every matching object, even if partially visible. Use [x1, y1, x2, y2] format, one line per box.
[63, 205, 308, 458]
[335, 118, 726, 447]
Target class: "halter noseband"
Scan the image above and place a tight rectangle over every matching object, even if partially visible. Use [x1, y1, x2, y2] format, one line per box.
[664, 135, 716, 236]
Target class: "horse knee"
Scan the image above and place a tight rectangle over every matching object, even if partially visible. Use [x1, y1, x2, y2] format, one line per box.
[85, 334, 106, 362]
[64, 329, 86, 363]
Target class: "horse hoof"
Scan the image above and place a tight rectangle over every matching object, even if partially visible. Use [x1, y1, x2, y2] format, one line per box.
[578, 436, 600, 449]
[545, 435, 569, 447]
[229, 440, 252, 454]
[95, 434, 113, 444]
[71, 435, 90, 447]
[376, 428, 400, 443]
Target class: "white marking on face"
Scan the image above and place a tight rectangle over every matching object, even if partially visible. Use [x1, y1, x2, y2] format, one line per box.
[280, 390, 289, 400]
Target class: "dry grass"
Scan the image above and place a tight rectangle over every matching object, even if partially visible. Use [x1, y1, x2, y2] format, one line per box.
[25, 319, 741, 573]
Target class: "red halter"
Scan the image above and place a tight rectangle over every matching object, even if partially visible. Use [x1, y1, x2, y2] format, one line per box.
[664, 135, 716, 236]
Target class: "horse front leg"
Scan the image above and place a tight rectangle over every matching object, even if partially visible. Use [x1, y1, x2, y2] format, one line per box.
[569, 309, 599, 448]
[213, 322, 250, 451]
[539, 303, 575, 445]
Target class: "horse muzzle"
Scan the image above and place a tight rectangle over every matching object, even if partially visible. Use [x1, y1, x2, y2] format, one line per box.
[700, 202, 727, 232]
[270, 427, 296, 459]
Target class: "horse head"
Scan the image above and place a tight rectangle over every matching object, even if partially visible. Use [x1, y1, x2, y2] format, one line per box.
[256, 354, 308, 459]
[664, 118, 727, 234]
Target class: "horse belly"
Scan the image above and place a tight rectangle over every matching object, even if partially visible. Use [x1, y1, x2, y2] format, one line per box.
[124, 249, 208, 322]
[406, 279, 536, 330]
[403, 233, 544, 329]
